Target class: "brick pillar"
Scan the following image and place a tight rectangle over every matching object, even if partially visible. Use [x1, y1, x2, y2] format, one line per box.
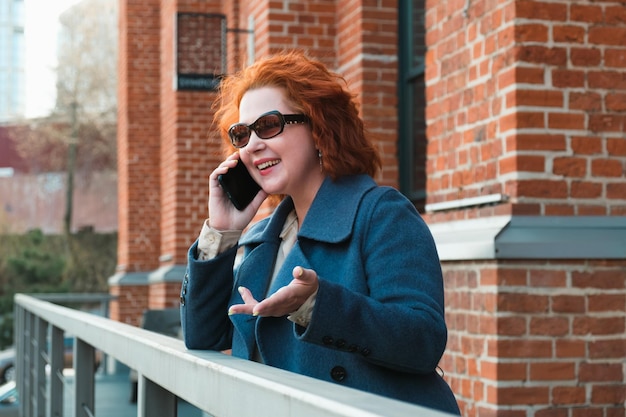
[333, 0, 399, 188]
[110, 0, 162, 322]
[148, 282, 183, 310]
[424, 1, 626, 415]
[145, 1, 225, 308]
[109, 283, 149, 327]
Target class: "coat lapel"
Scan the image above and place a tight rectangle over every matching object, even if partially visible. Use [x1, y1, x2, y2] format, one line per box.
[229, 175, 377, 358]
[298, 175, 376, 243]
[229, 200, 292, 358]
[229, 241, 279, 359]
[266, 241, 312, 295]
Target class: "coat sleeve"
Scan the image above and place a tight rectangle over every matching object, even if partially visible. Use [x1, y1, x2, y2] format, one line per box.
[180, 240, 237, 350]
[296, 188, 448, 374]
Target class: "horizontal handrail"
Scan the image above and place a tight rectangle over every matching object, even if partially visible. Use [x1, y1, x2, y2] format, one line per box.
[14, 293, 452, 417]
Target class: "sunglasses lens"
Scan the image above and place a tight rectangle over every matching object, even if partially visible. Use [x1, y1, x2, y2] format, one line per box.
[254, 114, 283, 139]
[228, 112, 290, 148]
[228, 124, 251, 148]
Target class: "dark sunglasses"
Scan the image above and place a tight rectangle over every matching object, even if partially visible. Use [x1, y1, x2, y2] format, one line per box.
[228, 110, 309, 148]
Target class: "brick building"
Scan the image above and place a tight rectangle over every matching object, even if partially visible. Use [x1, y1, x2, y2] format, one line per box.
[0, 124, 118, 234]
[111, 0, 626, 415]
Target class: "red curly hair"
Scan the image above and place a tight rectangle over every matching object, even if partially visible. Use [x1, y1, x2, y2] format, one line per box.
[214, 50, 381, 179]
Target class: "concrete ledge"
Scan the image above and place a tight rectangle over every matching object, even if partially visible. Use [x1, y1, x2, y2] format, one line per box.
[428, 216, 511, 261]
[429, 216, 626, 261]
[148, 264, 187, 283]
[107, 271, 151, 286]
[108, 265, 187, 286]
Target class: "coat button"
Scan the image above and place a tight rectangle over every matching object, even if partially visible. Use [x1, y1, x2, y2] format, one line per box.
[335, 339, 346, 349]
[322, 336, 334, 345]
[180, 295, 185, 306]
[347, 344, 358, 353]
[330, 366, 347, 382]
[361, 348, 371, 357]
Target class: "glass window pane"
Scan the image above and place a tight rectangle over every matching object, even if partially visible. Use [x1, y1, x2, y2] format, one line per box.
[411, 1, 426, 68]
[399, 0, 427, 209]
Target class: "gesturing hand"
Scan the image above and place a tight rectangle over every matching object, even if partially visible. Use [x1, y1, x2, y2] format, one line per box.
[228, 266, 319, 317]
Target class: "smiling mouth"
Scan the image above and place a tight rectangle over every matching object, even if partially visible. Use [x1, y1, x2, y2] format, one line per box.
[257, 160, 280, 171]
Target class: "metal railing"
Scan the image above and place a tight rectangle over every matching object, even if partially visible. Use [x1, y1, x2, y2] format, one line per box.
[14, 293, 451, 417]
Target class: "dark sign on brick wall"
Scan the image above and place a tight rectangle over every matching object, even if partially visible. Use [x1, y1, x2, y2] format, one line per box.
[175, 13, 225, 92]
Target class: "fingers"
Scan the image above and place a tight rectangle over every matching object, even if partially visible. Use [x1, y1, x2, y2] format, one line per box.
[250, 187, 269, 207]
[294, 265, 305, 278]
[291, 267, 320, 294]
[209, 153, 240, 184]
[238, 286, 257, 304]
[253, 267, 319, 317]
[208, 153, 261, 230]
[228, 268, 319, 317]
[228, 286, 258, 316]
[293, 266, 314, 283]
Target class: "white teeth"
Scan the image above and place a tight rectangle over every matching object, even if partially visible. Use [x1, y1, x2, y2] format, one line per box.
[258, 160, 280, 170]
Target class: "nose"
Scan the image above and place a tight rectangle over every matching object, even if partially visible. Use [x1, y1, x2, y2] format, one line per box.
[244, 130, 265, 153]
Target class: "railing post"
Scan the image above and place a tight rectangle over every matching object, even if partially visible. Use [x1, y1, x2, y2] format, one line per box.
[24, 311, 34, 417]
[48, 326, 65, 417]
[137, 373, 177, 417]
[14, 303, 26, 417]
[34, 317, 47, 417]
[74, 338, 95, 417]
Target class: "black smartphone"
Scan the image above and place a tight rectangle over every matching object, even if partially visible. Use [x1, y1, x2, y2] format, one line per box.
[217, 161, 262, 210]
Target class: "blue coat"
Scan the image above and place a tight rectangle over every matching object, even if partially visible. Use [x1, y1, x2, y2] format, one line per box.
[181, 175, 460, 414]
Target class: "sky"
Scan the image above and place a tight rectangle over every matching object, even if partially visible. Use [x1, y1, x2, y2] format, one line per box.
[24, 0, 82, 118]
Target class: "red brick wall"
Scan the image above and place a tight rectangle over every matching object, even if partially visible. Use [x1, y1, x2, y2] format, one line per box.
[425, 0, 512, 211]
[504, 0, 626, 217]
[148, 282, 183, 310]
[109, 284, 149, 326]
[158, 1, 223, 267]
[356, 0, 398, 187]
[425, 0, 626, 218]
[441, 261, 626, 416]
[110, 281, 180, 323]
[425, 0, 626, 415]
[117, 0, 162, 272]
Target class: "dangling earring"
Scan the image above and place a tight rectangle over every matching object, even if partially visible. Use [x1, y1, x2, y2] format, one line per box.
[318, 150, 323, 172]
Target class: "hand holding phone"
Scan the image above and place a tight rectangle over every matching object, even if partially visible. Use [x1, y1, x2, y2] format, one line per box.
[217, 161, 262, 211]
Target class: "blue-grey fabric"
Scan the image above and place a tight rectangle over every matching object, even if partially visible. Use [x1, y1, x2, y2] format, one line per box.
[181, 175, 460, 414]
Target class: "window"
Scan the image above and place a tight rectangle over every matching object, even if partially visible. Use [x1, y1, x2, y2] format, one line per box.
[175, 13, 225, 91]
[398, 0, 427, 211]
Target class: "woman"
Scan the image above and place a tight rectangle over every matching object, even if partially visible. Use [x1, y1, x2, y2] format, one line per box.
[180, 50, 459, 414]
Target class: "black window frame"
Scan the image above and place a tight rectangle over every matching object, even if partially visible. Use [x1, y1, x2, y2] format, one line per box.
[398, 0, 427, 211]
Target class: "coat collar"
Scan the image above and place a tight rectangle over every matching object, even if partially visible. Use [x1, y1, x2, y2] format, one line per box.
[240, 174, 377, 245]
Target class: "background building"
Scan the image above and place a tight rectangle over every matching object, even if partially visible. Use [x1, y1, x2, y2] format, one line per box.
[0, 0, 25, 121]
[112, 1, 626, 415]
[0, 121, 118, 234]
[0, 0, 118, 234]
